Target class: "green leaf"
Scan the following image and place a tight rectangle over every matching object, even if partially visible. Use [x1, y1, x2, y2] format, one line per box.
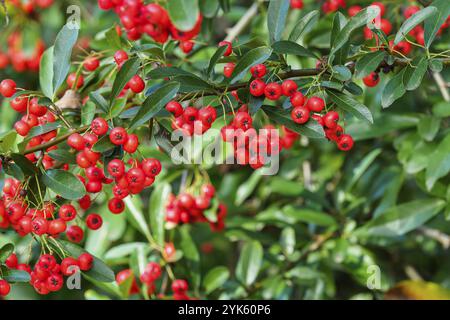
[288, 10, 319, 42]
[204, 266, 229, 294]
[105, 26, 123, 50]
[424, 0, 450, 48]
[0, 267, 31, 283]
[418, 115, 440, 142]
[331, 6, 380, 55]
[200, 0, 219, 18]
[356, 199, 446, 237]
[110, 57, 140, 107]
[10, 153, 38, 176]
[327, 90, 373, 123]
[48, 149, 76, 164]
[395, 7, 437, 45]
[272, 40, 317, 58]
[229, 47, 273, 84]
[262, 106, 325, 139]
[180, 226, 201, 291]
[203, 198, 220, 223]
[129, 82, 180, 130]
[42, 169, 86, 200]
[0, 131, 17, 153]
[147, 66, 190, 79]
[429, 59, 443, 72]
[426, 134, 450, 190]
[235, 170, 264, 206]
[403, 57, 429, 91]
[89, 91, 109, 113]
[39, 47, 54, 98]
[53, 24, 79, 95]
[124, 197, 151, 240]
[267, 0, 290, 44]
[236, 240, 263, 287]
[332, 65, 352, 81]
[26, 122, 61, 140]
[382, 68, 406, 108]
[280, 227, 295, 255]
[167, 0, 199, 31]
[149, 183, 171, 247]
[355, 51, 386, 79]
[60, 240, 115, 283]
[283, 206, 337, 227]
[104, 242, 148, 260]
[207, 45, 228, 77]
[432, 101, 450, 117]
[347, 148, 382, 190]
[82, 101, 96, 126]
[0, 243, 14, 263]
[174, 75, 213, 92]
[92, 135, 115, 153]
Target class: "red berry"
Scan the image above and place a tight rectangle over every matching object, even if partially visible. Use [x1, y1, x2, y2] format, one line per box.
[5, 254, 18, 269]
[141, 158, 162, 177]
[166, 101, 184, 117]
[128, 75, 145, 93]
[31, 217, 48, 235]
[172, 279, 188, 294]
[116, 269, 139, 294]
[48, 219, 67, 235]
[46, 273, 64, 292]
[86, 213, 103, 230]
[323, 111, 339, 129]
[290, 0, 304, 9]
[107, 159, 125, 178]
[198, 106, 217, 126]
[250, 64, 266, 78]
[306, 96, 325, 112]
[218, 41, 233, 56]
[98, 0, 113, 10]
[201, 184, 215, 198]
[337, 134, 354, 151]
[14, 120, 30, 136]
[109, 127, 128, 145]
[180, 41, 194, 54]
[290, 91, 305, 107]
[10, 96, 28, 113]
[61, 257, 80, 276]
[67, 73, 84, 89]
[0, 79, 17, 97]
[234, 112, 253, 131]
[114, 50, 128, 66]
[249, 79, 266, 97]
[291, 106, 310, 124]
[123, 134, 139, 153]
[281, 80, 298, 97]
[363, 72, 380, 87]
[66, 225, 84, 243]
[68, 133, 85, 150]
[264, 82, 282, 101]
[91, 117, 109, 135]
[348, 5, 361, 16]
[223, 63, 235, 78]
[0, 280, 11, 296]
[78, 253, 94, 271]
[83, 57, 100, 71]
[59, 204, 77, 221]
[108, 198, 125, 214]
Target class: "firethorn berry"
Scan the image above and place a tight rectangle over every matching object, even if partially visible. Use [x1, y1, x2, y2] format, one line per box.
[48, 219, 67, 235]
[86, 213, 103, 230]
[141, 158, 162, 177]
[234, 112, 253, 131]
[91, 117, 109, 135]
[114, 50, 128, 66]
[123, 134, 139, 153]
[183, 106, 198, 123]
[380, 19, 392, 35]
[348, 5, 361, 16]
[68, 133, 85, 150]
[107, 159, 126, 178]
[128, 75, 145, 93]
[116, 269, 139, 294]
[306, 96, 325, 112]
[10, 96, 28, 113]
[0, 279, 11, 296]
[83, 57, 100, 71]
[290, 91, 305, 107]
[109, 127, 128, 145]
[29, 100, 47, 116]
[172, 279, 188, 294]
[140, 262, 162, 284]
[32, 217, 48, 235]
[180, 41, 194, 54]
[46, 273, 64, 292]
[66, 225, 84, 243]
[404, 5, 420, 19]
[337, 134, 354, 151]
[59, 204, 77, 222]
[250, 79, 266, 97]
[14, 120, 30, 136]
[108, 198, 125, 214]
[78, 253, 94, 271]
[281, 80, 298, 97]
[291, 106, 310, 124]
[113, 185, 129, 199]
[363, 72, 380, 87]
[290, 0, 303, 9]
[201, 184, 216, 198]
[67, 73, 84, 89]
[38, 254, 56, 270]
[323, 111, 339, 129]
[250, 64, 267, 78]
[166, 101, 184, 117]
[0, 79, 17, 97]
[218, 41, 233, 56]
[5, 254, 18, 269]
[61, 257, 80, 276]
[264, 82, 282, 101]
[198, 106, 217, 126]
[223, 63, 235, 78]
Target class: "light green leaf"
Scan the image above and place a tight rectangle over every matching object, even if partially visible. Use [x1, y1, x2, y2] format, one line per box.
[204, 266, 229, 294]
[167, 0, 199, 31]
[236, 240, 263, 287]
[53, 24, 79, 95]
[426, 134, 450, 190]
[149, 183, 171, 247]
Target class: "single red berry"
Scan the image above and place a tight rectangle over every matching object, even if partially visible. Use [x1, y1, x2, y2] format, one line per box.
[337, 134, 354, 151]
[5, 254, 18, 269]
[114, 50, 128, 66]
[66, 225, 84, 243]
[141, 158, 162, 177]
[183, 106, 198, 123]
[348, 5, 361, 16]
[67, 73, 84, 89]
[86, 166, 105, 181]
[281, 80, 298, 97]
[363, 72, 380, 87]
[98, 0, 113, 10]
[264, 82, 282, 101]
[109, 127, 128, 145]
[291, 106, 310, 124]
[166, 101, 184, 117]
[234, 112, 253, 131]
[201, 184, 216, 198]
[306, 96, 325, 112]
[128, 75, 145, 93]
[218, 41, 233, 56]
[78, 253, 94, 271]
[86, 213, 103, 230]
[290, 91, 305, 107]
[31, 217, 48, 235]
[46, 273, 64, 292]
[223, 63, 235, 78]
[108, 198, 125, 214]
[83, 57, 100, 71]
[250, 64, 267, 78]
[198, 106, 217, 126]
[61, 257, 80, 276]
[0, 280, 11, 296]
[59, 204, 77, 221]
[249, 79, 266, 97]
[180, 41, 194, 54]
[323, 111, 339, 129]
[290, 0, 304, 9]
[107, 159, 125, 178]
[68, 133, 85, 150]
[0, 79, 17, 97]
[91, 117, 109, 135]
[14, 120, 30, 136]
[123, 134, 139, 153]
[172, 279, 188, 294]
[48, 219, 67, 235]
[10, 96, 28, 113]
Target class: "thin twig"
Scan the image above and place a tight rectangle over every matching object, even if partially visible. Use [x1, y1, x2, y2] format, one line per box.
[224, 2, 259, 42]
[432, 72, 450, 102]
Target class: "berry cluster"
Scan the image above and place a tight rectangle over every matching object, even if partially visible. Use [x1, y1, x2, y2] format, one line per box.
[0, 32, 45, 73]
[7, 0, 54, 13]
[166, 101, 218, 136]
[165, 184, 227, 232]
[313, 112, 354, 151]
[4, 252, 93, 295]
[98, 0, 202, 54]
[322, 0, 346, 14]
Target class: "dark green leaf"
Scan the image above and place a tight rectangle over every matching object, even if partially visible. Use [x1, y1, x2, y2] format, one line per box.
[288, 10, 319, 42]
[174, 75, 213, 92]
[229, 47, 273, 84]
[180, 226, 201, 290]
[426, 134, 450, 190]
[147, 67, 191, 79]
[204, 266, 229, 294]
[42, 169, 86, 200]
[1, 267, 31, 283]
[272, 40, 317, 58]
[382, 68, 406, 108]
[403, 57, 429, 91]
[48, 149, 76, 164]
[0, 243, 14, 263]
[236, 240, 263, 287]
[207, 45, 228, 77]
[10, 153, 38, 176]
[200, 0, 219, 18]
[283, 206, 337, 227]
[395, 7, 437, 45]
[89, 91, 109, 113]
[267, 0, 290, 44]
[332, 65, 352, 81]
[53, 24, 79, 94]
[424, 0, 450, 48]
[327, 90, 373, 123]
[110, 57, 140, 107]
[418, 115, 440, 142]
[355, 51, 386, 79]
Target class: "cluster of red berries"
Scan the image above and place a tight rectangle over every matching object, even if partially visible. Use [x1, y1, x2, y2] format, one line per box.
[0, 32, 45, 73]
[7, 0, 53, 14]
[98, 0, 202, 54]
[321, 0, 346, 14]
[313, 111, 354, 151]
[3, 252, 92, 296]
[165, 184, 227, 232]
[166, 101, 218, 136]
